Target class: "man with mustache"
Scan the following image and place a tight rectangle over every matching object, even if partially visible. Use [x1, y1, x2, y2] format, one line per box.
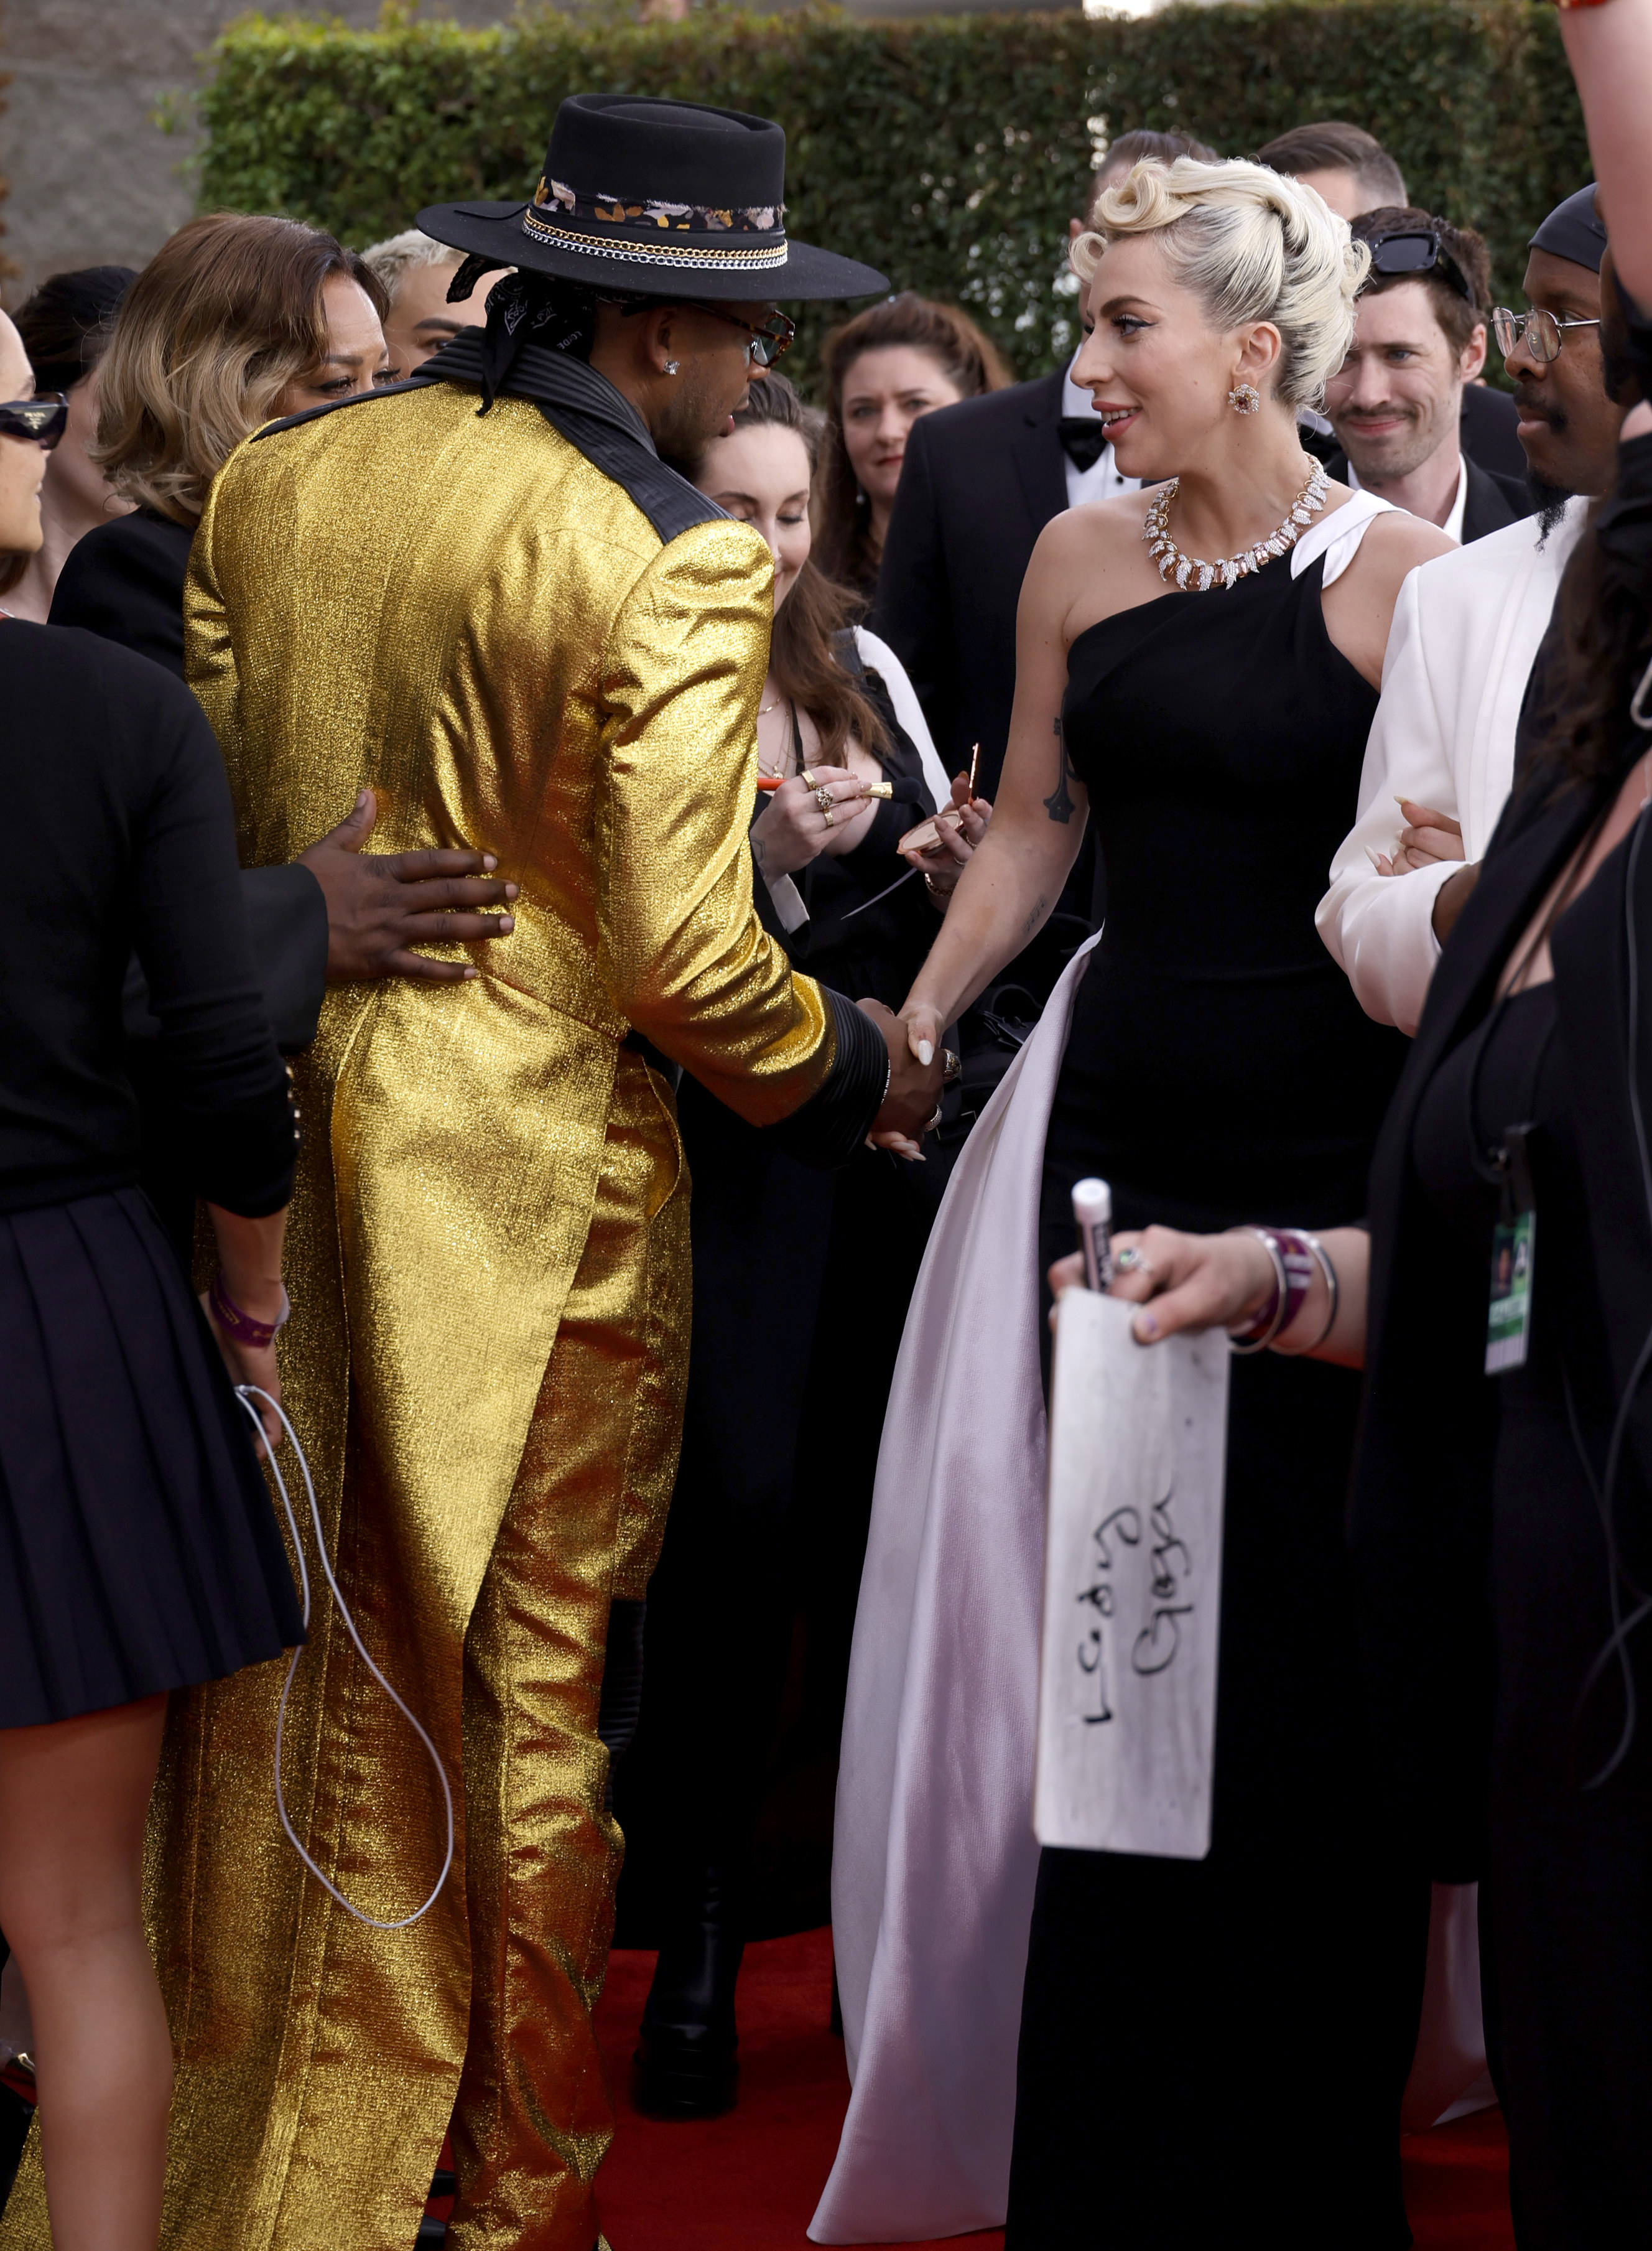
[1318, 185, 1625, 1033]
[1320, 208, 1534, 543]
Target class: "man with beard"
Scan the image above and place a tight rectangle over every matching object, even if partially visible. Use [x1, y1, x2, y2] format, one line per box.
[1320, 208, 1534, 542]
[1318, 184, 1625, 1034]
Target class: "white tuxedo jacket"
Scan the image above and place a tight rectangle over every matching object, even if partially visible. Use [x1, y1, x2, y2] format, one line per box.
[1316, 497, 1589, 1034]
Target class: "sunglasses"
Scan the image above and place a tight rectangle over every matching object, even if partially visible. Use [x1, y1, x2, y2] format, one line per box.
[1492, 305, 1603, 366]
[1362, 230, 1476, 305]
[0, 394, 68, 449]
[692, 305, 795, 368]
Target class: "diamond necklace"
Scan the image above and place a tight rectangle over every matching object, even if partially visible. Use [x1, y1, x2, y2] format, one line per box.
[1143, 456, 1329, 594]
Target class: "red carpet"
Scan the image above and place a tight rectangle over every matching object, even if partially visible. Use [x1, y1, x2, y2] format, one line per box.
[590, 1928, 1516, 2250]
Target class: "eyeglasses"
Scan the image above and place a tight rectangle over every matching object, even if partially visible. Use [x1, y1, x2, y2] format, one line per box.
[0, 394, 68, 449]
[1493, 305, 1602, 365]
[1363, 228, 1475, 305]
[690, 305, 796, 368]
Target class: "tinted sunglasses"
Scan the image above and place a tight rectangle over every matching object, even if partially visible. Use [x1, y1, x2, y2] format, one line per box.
[0, 394, 68, 449]
[692, 304, 795, 368]
[1363, 230, 1475, 305]
[616, 298, 795, 368]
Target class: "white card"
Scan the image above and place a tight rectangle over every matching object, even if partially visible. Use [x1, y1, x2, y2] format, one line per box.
[1034, 1287, 1230, 1860]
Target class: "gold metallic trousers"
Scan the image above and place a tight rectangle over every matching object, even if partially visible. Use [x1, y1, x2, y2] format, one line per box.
[0, 1055, 686, 2251]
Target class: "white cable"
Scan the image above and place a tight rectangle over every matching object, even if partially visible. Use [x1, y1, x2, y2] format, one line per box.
[233, 1384, 455, 1929]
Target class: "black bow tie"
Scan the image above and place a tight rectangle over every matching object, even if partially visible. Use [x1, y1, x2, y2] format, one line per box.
[1058, 417, 1111, 473]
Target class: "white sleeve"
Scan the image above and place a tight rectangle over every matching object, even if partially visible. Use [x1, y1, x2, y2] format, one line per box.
[855, 625, 954, 812]
[1316, 564, 1460, 1038]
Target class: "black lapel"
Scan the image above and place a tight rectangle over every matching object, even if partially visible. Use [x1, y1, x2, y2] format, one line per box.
[1553, 810, 1652, 1416]
[1365, 780, 1601, 1339]
[419, 332, 725, 544]
[1459, 456, 1519, 546]
[1009, 371, 1072, 536]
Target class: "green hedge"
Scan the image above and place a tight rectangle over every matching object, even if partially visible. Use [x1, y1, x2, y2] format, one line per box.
[198, 0, 1590, 388]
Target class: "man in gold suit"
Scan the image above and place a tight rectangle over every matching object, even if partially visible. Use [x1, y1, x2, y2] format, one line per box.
[111, 95, 934, 2251]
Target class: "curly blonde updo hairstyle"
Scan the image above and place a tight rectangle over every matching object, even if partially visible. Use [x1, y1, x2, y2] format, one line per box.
[1071, 157, 1368, 409]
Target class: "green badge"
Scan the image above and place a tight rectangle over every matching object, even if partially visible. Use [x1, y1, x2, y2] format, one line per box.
[1486, 1209, 1535, 1374]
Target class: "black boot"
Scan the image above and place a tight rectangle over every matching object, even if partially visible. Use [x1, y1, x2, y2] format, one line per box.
[633, 1865, 743, 2117]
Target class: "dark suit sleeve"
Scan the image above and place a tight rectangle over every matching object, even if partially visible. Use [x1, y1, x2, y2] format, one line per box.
[49, 516, 191, 681]
[870, 417, 961, 758]
[763, 987, 889, 1169]
[241, 865, 329, 1051]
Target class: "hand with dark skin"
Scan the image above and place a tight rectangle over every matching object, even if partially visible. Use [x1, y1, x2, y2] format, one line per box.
[857, 997, 945, 1159]
[1367, 796, 1478, 946]
[298, 789, 518, 982]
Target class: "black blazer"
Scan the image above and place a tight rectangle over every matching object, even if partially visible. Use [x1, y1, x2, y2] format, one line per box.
[1316, 445, 1534, 544]
[50, 511, 328, 1053]
[1353, 764, 1652, 1877]
[870, 371, 1067, 799]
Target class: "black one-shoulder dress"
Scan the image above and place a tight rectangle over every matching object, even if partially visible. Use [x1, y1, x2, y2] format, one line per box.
[1009, 537, 1419, 2247]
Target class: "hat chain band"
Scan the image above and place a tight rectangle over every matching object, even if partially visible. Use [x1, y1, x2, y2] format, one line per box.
[519, 212, 789, 269]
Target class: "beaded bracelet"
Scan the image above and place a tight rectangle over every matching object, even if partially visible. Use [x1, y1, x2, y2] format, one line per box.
[208, 1274, 292, 1350]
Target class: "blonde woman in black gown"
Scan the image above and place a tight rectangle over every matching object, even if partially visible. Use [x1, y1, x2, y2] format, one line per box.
[891, 159, 1451, 2242]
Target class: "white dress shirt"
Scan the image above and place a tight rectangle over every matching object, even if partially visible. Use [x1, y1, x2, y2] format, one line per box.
[1343, 452, 1469, 545]
[1060, 355, 1139, 510]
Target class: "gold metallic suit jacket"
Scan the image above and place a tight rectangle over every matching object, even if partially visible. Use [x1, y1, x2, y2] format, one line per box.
[188, 364, 847, 1611]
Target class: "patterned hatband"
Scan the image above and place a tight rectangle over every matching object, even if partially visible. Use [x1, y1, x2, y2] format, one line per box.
[522, 175, 789, 269]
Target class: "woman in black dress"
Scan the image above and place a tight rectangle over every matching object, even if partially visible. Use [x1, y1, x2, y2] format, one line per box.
[0, 310, 301, 2251]
[620, 374, 989, 2112]
[1092, 20, 1652, 2240]
[891, 159, 1450, 2241]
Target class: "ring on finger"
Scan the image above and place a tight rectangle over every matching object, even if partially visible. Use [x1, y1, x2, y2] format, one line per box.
[814, 784, 834, 813]
[922, 1104, 944, 1134]
[1114, 1246, 1154, 1277]
[822, 806, 835, 827]
[800, 768, 819, 791]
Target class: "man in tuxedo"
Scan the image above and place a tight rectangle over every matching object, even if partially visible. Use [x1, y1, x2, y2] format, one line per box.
[1318, 185, 1624, 1033]
[1261, 119, 1529, 484]
[869, 128, 1217, 796]
[1321, 207, 1534, 544]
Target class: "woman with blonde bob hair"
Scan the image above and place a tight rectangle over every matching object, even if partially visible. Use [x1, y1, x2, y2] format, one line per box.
[822, 160, 1454, 2244]
[50, 213, 389, 675]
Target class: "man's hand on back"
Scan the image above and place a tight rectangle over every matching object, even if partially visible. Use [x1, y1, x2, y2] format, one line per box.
[299, 790, 518, 983]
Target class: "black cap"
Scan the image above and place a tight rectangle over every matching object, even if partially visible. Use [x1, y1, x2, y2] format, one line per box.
[419, 92, 886, 303]
[1529, 184, 1608, 275]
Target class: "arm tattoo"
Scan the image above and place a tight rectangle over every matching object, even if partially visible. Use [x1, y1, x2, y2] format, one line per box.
[1043, 715, 1077, 824]
[1021, 893, 1048, 939]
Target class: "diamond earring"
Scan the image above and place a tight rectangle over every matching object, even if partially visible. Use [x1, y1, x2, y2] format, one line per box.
[1228, 383, 1261, 414]
[664, 360, 680, 375]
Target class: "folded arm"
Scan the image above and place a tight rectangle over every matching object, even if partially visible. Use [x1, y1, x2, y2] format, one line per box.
[1316, 566, 1465, 1036]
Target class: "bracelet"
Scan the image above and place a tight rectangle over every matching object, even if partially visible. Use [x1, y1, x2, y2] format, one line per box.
[208, 1273, 291, 1349]
[1227, 1227, 1289, 1353]
[1269, 1229, 1340, 1354]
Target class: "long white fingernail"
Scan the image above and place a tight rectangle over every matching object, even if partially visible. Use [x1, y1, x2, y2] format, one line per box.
[917, 1040, 934, 1066]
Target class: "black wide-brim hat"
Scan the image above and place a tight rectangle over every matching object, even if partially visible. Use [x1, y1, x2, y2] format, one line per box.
[419, 91, 888, 302]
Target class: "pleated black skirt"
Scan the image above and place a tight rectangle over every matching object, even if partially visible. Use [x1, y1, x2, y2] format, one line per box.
[0, 1186, 304, 1727]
